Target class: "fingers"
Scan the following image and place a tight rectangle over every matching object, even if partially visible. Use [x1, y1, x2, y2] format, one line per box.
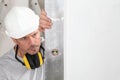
[40, 19, 52, 28]
[40, 16, 52, 25]
[41, 9, 47, 16]
[40, 10, 51, 23]
[39, 9, 52, 32]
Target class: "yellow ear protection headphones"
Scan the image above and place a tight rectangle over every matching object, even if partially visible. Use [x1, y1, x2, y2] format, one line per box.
[15, 45, 45, 69]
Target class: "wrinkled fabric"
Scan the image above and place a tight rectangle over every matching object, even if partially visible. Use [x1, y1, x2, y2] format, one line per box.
[0, 49, 44, 80]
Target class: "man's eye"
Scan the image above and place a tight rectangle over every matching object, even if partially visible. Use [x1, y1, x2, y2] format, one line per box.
[33, 33, 37, 36]
[33, 33, 38, 37]
[21, 37, 27, 40]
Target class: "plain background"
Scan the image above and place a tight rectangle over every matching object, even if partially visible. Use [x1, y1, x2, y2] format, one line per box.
[65, 0, 120, 80]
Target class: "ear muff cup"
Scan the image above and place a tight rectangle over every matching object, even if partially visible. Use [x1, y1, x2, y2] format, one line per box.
[23, 52, 43, 69]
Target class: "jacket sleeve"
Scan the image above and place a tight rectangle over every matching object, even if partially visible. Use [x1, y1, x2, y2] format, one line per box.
[0, 66, 8, 80]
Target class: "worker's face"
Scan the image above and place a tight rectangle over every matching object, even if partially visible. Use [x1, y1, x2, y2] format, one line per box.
[14, 29, 41, 55]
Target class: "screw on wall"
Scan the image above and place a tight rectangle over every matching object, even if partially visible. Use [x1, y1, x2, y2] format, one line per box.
[4, 3, 7, 6]
[35, 2, 37, 5]
[0, 22, 2, 29]
[51, 49, 59, 56]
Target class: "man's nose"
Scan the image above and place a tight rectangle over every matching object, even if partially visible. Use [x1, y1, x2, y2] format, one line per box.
[28, 37, 35, 45]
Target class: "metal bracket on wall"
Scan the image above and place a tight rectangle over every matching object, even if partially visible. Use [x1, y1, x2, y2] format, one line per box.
[37, 0, 44, 9]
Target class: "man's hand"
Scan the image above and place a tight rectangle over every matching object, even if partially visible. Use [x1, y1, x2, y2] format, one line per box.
[39, 9, 52, 32]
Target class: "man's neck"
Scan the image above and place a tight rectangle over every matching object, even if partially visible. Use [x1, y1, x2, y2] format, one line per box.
[17, 50, 24, 58]
[14, 45, 24, 58]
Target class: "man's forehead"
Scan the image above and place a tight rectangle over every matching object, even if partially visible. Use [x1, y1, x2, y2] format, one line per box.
[23, 29, 40, 37]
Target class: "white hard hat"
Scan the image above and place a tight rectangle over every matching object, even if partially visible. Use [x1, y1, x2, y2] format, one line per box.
[4, 7, 39, 39]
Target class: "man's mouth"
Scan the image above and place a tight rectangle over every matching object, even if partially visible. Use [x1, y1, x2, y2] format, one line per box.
[28, 47, 39, 55]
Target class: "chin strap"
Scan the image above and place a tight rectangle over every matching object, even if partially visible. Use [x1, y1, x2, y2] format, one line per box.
[15, 45, 25, 66]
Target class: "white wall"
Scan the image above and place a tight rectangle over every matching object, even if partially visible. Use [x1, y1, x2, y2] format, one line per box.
[65, 0, 120, 80]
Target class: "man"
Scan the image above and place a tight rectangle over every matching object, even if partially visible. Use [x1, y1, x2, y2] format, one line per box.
[0, 7, 52, 80]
